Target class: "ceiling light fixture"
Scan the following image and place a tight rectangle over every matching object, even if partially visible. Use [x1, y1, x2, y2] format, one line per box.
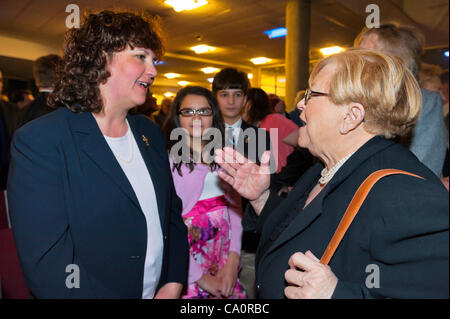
[178, 81, 190, 86]
[247, 73, 253, 79]
[251, 57, 272, 65]
[264, 27, 287, 39]
[165, 0, 208, 12]
[207, 78, 214, 83]
[201, 67, 220, 74]
[191, 45, 216, 54]
[445, 51, 449, 58]
[320, 46, 344, 56]
[164, 73, 181, 79]
[164, 92, 176, 98]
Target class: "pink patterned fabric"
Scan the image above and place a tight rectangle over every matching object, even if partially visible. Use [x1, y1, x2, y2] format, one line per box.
[181, 195, 246, 299]
[170, 159, 243, 285]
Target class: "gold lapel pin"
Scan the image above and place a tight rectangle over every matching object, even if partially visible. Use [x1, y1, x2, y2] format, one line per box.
[142, 135, 150, 146]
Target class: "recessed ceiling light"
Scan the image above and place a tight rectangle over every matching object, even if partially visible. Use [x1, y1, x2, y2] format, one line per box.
[165, 0, 208, 12]
[164, 92, 176, 98]
[247, 73, 253, 79]
[191, 45, 216, 54]
[264, 27, 287, 39]
[164, 73, 181, 79]
[207, 78, 214, 83]
[320, 46, 344, 56]
[178, 81, 190, 86]
[251, 57, 272, 65]
[201, 67, 220, 74]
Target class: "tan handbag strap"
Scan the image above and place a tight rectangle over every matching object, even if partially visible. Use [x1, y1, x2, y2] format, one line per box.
[320, 169, 423, 265]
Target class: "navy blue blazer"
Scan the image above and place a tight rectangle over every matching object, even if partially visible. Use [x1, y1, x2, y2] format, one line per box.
[7, 107, 189, 298]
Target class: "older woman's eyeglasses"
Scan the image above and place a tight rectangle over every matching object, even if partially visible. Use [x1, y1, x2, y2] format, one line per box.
[304, 88, 329, 105]
[178, 108, 213, 117]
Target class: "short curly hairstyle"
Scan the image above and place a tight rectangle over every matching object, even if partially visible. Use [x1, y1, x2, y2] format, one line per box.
[310, 49, 422, 139]
[49, 10, 165, 113]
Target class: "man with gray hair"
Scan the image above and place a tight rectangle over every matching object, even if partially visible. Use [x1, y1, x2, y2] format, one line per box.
[15, 54, 61, 130]
[355, 24, 447, 177]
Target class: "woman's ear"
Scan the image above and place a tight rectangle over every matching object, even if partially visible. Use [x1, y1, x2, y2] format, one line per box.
[340, 103, 365, 134]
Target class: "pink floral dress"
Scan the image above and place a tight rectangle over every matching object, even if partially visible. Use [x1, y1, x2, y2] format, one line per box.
[181, 195, 247, 299]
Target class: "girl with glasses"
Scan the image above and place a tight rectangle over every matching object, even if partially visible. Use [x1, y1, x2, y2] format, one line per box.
[162, 86, 247, 299]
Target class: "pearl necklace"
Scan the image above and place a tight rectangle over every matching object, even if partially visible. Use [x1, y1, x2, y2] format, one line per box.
[109, 120, 134, 164]
[319, 151, 356, 185]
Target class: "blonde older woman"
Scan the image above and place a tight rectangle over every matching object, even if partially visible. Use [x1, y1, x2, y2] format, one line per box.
[215, 49, 449, 299]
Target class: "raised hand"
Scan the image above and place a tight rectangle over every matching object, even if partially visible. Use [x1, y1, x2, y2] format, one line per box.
[214, 147, 271, 201]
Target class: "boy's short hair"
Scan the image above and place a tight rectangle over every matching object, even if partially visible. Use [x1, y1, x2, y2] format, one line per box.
[212, 68, 250, 95]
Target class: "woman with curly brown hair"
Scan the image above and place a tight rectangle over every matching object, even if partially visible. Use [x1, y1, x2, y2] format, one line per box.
[7, 10, 188, 299]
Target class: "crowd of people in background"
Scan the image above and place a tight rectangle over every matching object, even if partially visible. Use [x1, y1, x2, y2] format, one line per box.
[0, 10, 448, 299]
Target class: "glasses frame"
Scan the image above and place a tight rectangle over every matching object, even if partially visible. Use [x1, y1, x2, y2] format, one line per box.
[178, 108, 213, 117]
[304, 88, 329, 105]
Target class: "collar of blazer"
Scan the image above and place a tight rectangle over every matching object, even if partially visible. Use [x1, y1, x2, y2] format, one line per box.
[67, 110, 168, 227]
[260, 135, 396, 259]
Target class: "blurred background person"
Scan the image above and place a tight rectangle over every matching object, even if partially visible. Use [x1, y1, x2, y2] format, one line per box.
[288, 90, 305, 127]
[418, 63, 448, 187]
[15, 54, 61, 131]
[129, 90, 158, 118]
[355, 23, 447, 178]
[419, 63, 444, 95]
[0, 70, 20, 148]
[0, 71, 8, 189]
[153, 97, 172, 127]
[244, 87, 298, 174]
[268, 93, 289, 118]
[440, 70, 449, 129]
[0, 70, 9, 102]
[9, 89, 34, 136]
[278, 89, 316, 195]
[439, 70, 449, 186]
[0, 69, 19, 189]
[10, 90, 34, 112]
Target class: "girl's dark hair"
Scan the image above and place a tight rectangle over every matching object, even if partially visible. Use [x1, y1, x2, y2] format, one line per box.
[245, 88, 273, 126]
[48, 10, 165, 113]
[162, 86, 225, 176]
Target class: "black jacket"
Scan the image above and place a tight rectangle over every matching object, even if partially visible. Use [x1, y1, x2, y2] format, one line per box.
[8, 107, 189, 298]
[15, 92, 54, 131]
[246, 136, 449, 298]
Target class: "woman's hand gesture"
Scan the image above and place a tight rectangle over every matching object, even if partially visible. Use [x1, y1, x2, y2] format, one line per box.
[215, 147, 272, 201]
